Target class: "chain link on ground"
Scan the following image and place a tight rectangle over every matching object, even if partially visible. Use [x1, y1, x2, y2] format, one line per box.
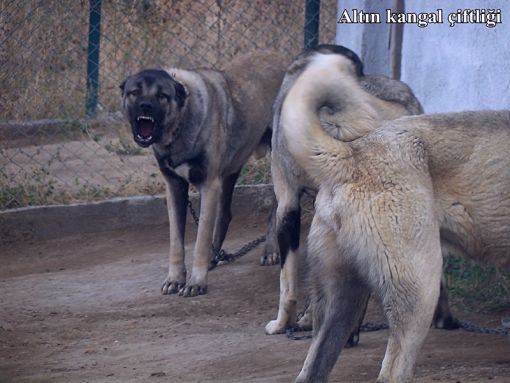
[286, 320, 508, 341]
[186, 198, 266, 269]
[458, 320, 509, 335]
[285, 322, 390, 341]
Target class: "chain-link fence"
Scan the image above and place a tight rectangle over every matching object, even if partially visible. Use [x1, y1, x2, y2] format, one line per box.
[0, 0, 337, 210]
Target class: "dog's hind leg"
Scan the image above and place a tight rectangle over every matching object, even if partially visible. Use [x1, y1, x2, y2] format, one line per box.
[295, 221, 370, 382]
[160, 171, 189, 295]
[345, 293, 370, 347]
[260, 190, 280, 266]
[212, 170, 241, 256]
[433, 275, 459, 329]
[376, 248, 442, 382]
[265, 163, 301, 334]
[297, 283, 370, 347]
[265, 202, 301, 334]
[432, 201, 480, 329]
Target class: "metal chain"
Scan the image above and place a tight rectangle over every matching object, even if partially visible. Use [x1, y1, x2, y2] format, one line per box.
[457, 320, 509, 335]
[285, 322, 389, 341]
[186, 198, 266, 269]
[213, 235, 267, 266]
[286, 327, 312, 341]
[187, 198, 200, 225]
[286, 321, 510, 340]
[286, 319, 508, 341]
[360, 322, 389, 332]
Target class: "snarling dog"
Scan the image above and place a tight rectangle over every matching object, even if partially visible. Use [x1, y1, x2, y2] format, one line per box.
[263, 45, 431, 338]
[121, 52, 286, 297]
[281, 52, 510, 382]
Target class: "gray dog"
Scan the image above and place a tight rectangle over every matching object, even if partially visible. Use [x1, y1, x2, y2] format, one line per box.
[121, 52, 286, 297]
[263, 45, 442, 341]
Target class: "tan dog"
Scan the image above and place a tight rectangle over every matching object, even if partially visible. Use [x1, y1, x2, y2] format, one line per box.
[281, 53, 510, 382]
[121, 52, 286, 297]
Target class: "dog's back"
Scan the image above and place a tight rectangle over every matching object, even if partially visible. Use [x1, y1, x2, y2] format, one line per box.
[360, 74, 423, 117]
[222, 51, 288, 170]
[380, 112, 510, 268]
[272, 45, 423, 187]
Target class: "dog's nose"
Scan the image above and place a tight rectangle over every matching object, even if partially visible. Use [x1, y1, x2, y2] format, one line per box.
[139, 101, 153, 112]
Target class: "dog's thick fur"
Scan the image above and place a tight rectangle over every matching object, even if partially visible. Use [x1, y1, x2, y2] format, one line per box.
[121, 52, 286, 297]
[264, 45, 427, 337]
[281, 53, 510, 382]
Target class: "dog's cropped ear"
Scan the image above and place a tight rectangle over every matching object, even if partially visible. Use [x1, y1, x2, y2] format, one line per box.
[119, 79, 127, 95]
[174, 81, 187, 108]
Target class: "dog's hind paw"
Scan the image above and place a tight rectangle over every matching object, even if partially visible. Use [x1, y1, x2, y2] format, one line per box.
[345, 331, 360, 348]
[161, 279, 185, 295]
[297, 310, 312, 331]
[260, 252, 280, 266]
[433, 315, 460, 330]
[179, 284, 207, 297]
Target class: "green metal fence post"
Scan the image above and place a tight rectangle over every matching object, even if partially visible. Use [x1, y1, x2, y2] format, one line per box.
[86, 0, 102, 117]
[304, 0, 320, 49]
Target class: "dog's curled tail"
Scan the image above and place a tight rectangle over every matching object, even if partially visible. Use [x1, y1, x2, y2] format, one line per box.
[281, 53, 379, 184]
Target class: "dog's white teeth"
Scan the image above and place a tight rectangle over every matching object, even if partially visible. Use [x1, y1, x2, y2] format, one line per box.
[137, 116, 154, 122]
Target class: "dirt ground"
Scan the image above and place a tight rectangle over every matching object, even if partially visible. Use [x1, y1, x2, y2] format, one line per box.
[1, 211, 509, 383]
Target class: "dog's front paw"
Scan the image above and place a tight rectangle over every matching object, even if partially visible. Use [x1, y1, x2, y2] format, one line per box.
[161, 278, 185, 295]
[179, 283, 208, 297]
[260, 251, 280, 266]
[265, 319, 287, 335]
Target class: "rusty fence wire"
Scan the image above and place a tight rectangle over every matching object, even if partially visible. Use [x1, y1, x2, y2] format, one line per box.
[0, 0, 337, 210]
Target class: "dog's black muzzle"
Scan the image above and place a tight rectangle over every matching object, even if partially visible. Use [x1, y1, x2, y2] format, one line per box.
[129, 101, 163, 147]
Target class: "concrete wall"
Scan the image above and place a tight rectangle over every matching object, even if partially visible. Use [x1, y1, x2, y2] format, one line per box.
[336, 0, 510, 113]
[401, 0, 510, 112]
[0, 185, 274, 244]
[336, 0, 394, 76]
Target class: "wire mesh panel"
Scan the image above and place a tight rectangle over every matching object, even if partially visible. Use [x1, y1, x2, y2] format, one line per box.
[0, 0, 337, 210]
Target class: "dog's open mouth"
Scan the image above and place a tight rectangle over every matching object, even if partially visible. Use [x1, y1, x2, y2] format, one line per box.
[135, 115, 155, 145]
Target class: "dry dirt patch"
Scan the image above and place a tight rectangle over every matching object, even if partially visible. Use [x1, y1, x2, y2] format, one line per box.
[0, 214, 509, 382]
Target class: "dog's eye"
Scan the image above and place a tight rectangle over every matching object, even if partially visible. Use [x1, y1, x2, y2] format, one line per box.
[128, 89, 140, 97]
[157, 93, 169, 101]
